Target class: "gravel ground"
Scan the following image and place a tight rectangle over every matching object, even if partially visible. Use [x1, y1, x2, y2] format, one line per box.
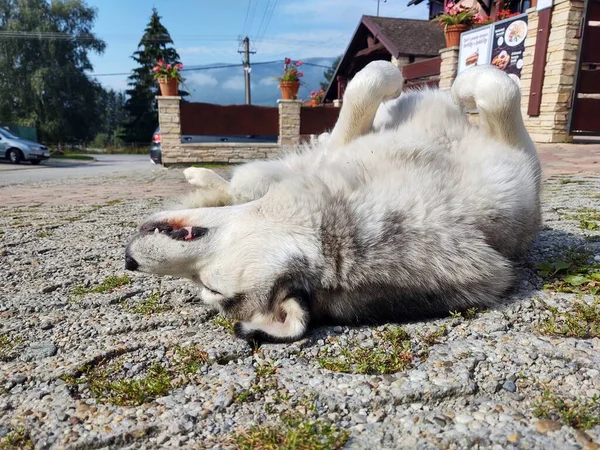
[1, 167, 600, 449]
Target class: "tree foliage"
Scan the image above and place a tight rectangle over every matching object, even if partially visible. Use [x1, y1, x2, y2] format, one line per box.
[121, 7, 186, 143]
[0, 0, 106, 144]
[320, 55, 342, 91]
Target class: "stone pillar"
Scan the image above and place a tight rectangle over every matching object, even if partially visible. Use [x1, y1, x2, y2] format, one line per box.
[521, 0, 584, 143]
[439, 47, 460, 91]
[156, 96, 181, 165]
[278, 100, 302, 146]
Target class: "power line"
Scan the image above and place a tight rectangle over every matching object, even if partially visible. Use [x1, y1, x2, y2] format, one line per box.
[254, 0, 278, 51]
[87, 60, 282, 77]
[241, 0, 252, 37]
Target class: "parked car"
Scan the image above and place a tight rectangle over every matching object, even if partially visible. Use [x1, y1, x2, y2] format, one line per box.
[0, 127, 50, 165]
[149, 127, 278, 165]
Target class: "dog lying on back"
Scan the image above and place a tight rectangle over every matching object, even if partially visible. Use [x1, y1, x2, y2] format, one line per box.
[125, 62, 541, 344]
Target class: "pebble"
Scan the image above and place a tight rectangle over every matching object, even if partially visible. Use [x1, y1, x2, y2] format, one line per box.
[502, 381, 517, 392]
[22, 341, 57, 361]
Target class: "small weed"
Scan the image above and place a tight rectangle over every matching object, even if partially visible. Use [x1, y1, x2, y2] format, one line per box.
[319, 326, 413, 375]
[534, 390, 600, 430]
[256, 361, 277, 378]
[420, 325, 448, 346]
[234, 412, 349, 450]
[537, 298, 600, 338]
[125, 292, 169, 315]
[63, 361, 172, 407]
[104, 199, 122, 206]
[213, 314, 235, 333]
[0, 427, 34, 450]
[0, 334, 22, 361]
[235, 361, 281, 403]
[72, 275, 132, 297]
[537, 249, 600, 295]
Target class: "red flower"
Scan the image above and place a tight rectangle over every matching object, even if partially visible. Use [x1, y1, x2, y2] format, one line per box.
[177, 63, 183, 70]
[167, 64, 172, 70]
[152, 66, 159, 72]
[296, 60, 303, 66]
[297, 72, 304, 78]
[284, 57, 291, 64]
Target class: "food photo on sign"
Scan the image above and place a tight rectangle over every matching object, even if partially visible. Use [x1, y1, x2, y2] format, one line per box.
[490, 14, 528, 86]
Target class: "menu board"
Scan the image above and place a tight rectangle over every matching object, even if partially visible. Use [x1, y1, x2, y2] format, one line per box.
[489, 14, 528, 87]
[457, 25, 493, 74]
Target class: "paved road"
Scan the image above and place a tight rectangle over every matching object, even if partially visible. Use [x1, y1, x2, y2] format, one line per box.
[0, 154, 158, 186]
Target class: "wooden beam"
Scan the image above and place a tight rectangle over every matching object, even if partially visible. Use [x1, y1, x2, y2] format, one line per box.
[528, 8, 552, 116]
[402, 57, 441, 81]
[355, 42, 386, 58]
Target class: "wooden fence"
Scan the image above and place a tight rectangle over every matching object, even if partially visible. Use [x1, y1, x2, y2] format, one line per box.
[402, 57, 441, 90]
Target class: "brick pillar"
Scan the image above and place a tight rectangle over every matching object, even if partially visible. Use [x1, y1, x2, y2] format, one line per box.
[438, 47, 460, 91]
[521, 0, 584, 143]
[156, 96, 181, 165]
[278, 100, 302, 146]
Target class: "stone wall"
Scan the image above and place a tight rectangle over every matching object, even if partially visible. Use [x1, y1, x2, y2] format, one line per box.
[167, 143, 280, 165]
[157, 96, 182, 165]
[278, 100, 302, 146]
[437, 0, 585, 143]
[520, 0, 584, 143]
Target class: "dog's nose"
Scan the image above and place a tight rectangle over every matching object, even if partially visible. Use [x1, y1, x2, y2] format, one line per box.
[125, 253, 139, 271]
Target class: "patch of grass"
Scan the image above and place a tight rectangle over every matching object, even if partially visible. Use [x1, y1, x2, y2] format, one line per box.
[235, 361, 282, 404]
[534, 390, 600, 430]
[173, 345, 209, 375]
[104, 199, 122, 206]
[537, 298, 600, 338]
[558, 208, 600, 231]
[213, 314, 235, 333]
[537, 249, 600, 295]
[234, 412, 350, 450]
[0, 427, 34, 450]
[51, 153, 94, 161]
[191, 162, 234, 169]
[72, 274, 132, 297]
[256, 361, 277, 378]
[125, 292, 169, 315]
[319, 326, 413, 375]
[558, 179, 587, 185]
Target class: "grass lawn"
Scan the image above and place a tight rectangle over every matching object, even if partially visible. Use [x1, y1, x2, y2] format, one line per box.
[51, 153, 95, 161]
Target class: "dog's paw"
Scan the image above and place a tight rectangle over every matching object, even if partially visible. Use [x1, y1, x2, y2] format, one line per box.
[451, 65, 519, 113]
[183, 167, 230, 189]
[233, 320, 306, 346]
[349, 60, 404, 102]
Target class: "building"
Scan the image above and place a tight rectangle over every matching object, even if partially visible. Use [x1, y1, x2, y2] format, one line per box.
[323, 16, 445, 103]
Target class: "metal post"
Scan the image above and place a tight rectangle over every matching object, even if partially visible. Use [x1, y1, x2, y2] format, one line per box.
[239, 36, 256, 105]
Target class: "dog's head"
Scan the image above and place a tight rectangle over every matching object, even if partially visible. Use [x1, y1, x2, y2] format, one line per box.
[125, 199, 318, 344]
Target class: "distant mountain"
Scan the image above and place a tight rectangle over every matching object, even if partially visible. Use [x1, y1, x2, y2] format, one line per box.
[181, 57, 337, 106]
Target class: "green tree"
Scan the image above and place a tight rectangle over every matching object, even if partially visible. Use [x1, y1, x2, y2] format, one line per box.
[320, 55, 342, 91]
[121, 7, 186, 144]
[0, 0, 106, 144]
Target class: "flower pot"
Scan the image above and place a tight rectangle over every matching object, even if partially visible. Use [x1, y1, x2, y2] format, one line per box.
[280, 81, 300, 100]
[444, 24, 469, 48]
[158, 77, 178, 96]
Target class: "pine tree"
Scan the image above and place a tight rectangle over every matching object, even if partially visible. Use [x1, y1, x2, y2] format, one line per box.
[320, 55, 342, 91]
[121, 8, 186, 143]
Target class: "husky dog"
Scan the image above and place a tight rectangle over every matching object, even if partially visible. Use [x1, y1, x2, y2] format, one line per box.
[125, 61, 541, 344]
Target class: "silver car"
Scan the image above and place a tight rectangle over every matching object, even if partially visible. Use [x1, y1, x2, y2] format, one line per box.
[0, 127, 50, 165]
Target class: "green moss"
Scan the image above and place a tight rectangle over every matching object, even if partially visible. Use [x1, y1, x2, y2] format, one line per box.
[0, 427, 33, 450]
[72, 274, 132, 297]
[173, 345, 209, 375]
[420, 325, 448, 346]
[558, 179, 587, 185]
[537, 298, 600, 338]
[534, 390, 600, 430]
[256, 361, 277, 378]
[319, 326, 413, 375]
[537, 249, 600, 295]
[234, 413, 349, 450]
[104, 199, 122, 206]
[125, 292, 169, 315]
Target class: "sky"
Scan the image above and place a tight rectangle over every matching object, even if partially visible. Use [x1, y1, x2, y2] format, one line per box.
[86, 0, 429, 93]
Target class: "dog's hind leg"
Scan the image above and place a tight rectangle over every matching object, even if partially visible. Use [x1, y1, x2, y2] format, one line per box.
[451, 66, 536, 158]
[178, 167, 233, 208]
[327, 60, 404, 149]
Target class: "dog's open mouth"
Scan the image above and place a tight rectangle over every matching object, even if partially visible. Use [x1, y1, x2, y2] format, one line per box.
[140, 221, 208, 241]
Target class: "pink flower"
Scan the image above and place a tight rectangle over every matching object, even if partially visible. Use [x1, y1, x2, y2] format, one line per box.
[311, 90, 316, 96]
[157, 59, 164, 66]
[177, 63, 183, 70]
[297, 71, 304, 77]
[152, 66, 159, 72]
[284, 57, 291, 64]
[167, 64, 172, 70]
[296, 60, 303, 66]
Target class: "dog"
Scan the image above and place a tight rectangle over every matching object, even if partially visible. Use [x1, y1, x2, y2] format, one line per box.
[125, 61, 541, 344]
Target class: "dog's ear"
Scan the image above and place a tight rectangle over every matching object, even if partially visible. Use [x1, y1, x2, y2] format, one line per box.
[234, 296, 309, 345]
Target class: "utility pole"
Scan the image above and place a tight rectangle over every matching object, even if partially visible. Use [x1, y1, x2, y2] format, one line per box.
[238, 36, 256, 105]
[376, 0, 387, 16]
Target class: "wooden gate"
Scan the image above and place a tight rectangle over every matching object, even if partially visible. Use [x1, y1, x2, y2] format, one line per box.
[569, 0, 600, 135]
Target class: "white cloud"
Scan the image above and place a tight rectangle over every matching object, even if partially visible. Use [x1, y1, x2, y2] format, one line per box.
[259, 76, 277, 86]
[95, 76, 129, 92]
[222, 77, 245, 91]
[186, 72, 218, 87]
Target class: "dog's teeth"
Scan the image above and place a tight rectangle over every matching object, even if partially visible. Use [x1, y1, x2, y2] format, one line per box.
[154, 228, 159, 235]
